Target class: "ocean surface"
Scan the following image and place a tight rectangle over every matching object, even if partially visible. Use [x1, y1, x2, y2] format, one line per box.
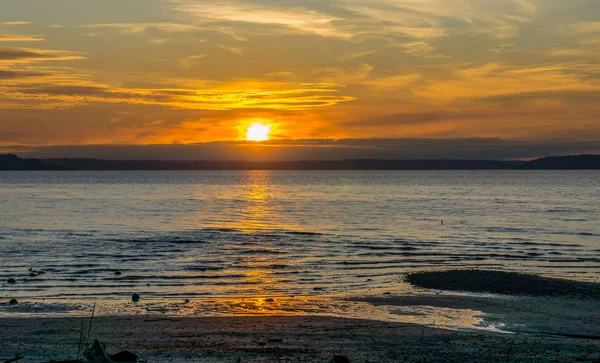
[1, 171, 599, 328]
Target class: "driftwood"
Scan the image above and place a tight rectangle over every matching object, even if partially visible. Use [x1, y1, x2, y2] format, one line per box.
[3, 355, 24, 363]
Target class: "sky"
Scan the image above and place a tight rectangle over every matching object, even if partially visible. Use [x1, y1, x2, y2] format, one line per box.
[1, 0, 599, 159]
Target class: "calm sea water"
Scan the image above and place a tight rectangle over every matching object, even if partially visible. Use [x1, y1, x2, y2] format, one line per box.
[1, 171, 599, 309]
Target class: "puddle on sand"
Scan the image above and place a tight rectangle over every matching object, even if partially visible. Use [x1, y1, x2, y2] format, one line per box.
[0, 294, 490, 333]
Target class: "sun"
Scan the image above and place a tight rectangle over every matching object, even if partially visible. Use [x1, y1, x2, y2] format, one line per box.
[245, 122, 272, 141]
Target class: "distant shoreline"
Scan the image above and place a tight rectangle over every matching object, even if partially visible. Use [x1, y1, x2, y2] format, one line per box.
[2, 154, 600, 170]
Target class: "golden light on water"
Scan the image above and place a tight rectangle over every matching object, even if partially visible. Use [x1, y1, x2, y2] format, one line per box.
[245, 122, 272, 141]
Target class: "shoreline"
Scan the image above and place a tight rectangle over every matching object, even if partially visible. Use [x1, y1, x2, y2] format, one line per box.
[2, 315, 599, 362]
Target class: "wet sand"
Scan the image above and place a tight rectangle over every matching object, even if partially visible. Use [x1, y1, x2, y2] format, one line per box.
[1, 315, 599, 362]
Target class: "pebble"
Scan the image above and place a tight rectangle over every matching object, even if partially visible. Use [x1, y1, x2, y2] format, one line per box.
[115, 271, 122, 276]
[132, 293, 141, 302]
[329, 355, 351, 363]
[9, 298, 18, 305]
[7, 278, 16, 284]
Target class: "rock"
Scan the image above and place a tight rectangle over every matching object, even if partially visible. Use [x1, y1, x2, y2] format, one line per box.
[109, 350, 138, 362]
[7, 278, 16, 284]
[114, 271, 122, 276]
[328, 356, 351, 363]
[9, 298, 18, 305]
[184, 299, 190, 304]
[265, 298, 275, 303]
[132, 293, 140, 302]
[29, 272, 36, 277]
[83, 340, 138, 362]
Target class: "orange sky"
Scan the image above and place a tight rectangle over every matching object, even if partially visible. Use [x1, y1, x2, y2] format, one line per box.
[1, 0, 600, 151]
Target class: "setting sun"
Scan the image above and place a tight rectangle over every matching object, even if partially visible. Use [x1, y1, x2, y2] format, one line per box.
[245, 122, 272, 141]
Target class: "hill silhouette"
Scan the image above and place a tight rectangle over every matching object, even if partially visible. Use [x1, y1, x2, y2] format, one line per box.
[519, 154, 600, 170]
[41, 158, 521, 170]
[0, 154, 60, 170]
[2, 154, 599, 170]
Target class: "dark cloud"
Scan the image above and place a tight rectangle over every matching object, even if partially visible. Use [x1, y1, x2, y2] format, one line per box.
[18, 85, 110, 96]
[13, 138, 600, 161]
[0, 69, 44, 79]
[0, 47, 56, 60]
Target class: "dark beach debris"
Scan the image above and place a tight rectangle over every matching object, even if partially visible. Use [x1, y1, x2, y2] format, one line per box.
[406, 269, 600, 299]
[184, 299, 190, 304]
[328, 355, 351, 363]
[82, 340, 138, 363]
[114, 271, 122, 276]
[3, 355, 24, 363]
[8, 299, 18, 305]
[7, 278, 16, 284]
[131, 293, 140, 302]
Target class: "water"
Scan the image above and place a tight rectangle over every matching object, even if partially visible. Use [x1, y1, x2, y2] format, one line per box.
[0, 171, 599, 328]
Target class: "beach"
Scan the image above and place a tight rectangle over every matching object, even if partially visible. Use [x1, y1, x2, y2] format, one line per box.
[2, 314, 599, 363]
[2, 270, 600, 362]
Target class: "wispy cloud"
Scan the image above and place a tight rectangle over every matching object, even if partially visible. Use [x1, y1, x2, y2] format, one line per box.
[0, 21, 31, 26]
[0, 47, 85, 64]
[178, 54, 206, 70]
[82, 22, 200, 34]
[217, 44, 243, 55]
[0, 35, 44, 42]
[169, 0, 349, 39]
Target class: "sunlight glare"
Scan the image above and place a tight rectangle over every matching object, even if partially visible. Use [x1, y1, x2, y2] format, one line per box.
[246, 122, 272, 141]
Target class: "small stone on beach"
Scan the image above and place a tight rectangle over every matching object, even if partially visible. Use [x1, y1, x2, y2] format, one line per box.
[328, 355, 351, 363]
[132, 293, 140, 302]
[9, 298, 18, 305]
[115, 271, 122, 276]
[7, 278, 16, 284]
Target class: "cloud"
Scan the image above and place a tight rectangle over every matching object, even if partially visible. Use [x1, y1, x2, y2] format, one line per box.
[0, 69, 45, 79]
[0, 21, 31, 26]
[217, 44, 243, 55]
[336, 49, 378, 62]
[0, 47, 85, 63]
[414, 62, 600, 104]
[2, 76, 355, 111]
[0, 35, 44, 42]
[363, 73, 421, 90]
[566, 22, 600, 35]
[178, 54, 206, 70]
[82, 22, 200, 34]
[168, 0, 349, 39]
